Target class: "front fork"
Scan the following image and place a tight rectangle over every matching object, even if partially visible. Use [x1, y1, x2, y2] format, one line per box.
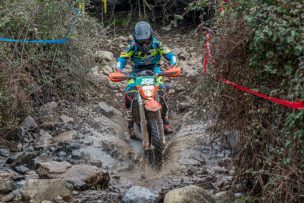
[138, 96, 150, 150]
[138, 96, 166, 150]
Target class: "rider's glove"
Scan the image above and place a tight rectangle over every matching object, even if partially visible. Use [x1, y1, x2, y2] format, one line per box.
[168, 64, 177, 69]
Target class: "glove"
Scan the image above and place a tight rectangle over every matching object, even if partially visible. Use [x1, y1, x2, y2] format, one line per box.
[167, 64, 177, 69]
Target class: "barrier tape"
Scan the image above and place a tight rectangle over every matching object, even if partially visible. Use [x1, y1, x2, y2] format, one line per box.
[203, 32, 304, 110]
[0, 3, 81, 44]
[222, 79, 304, 109]
[203, 33, 214, 74]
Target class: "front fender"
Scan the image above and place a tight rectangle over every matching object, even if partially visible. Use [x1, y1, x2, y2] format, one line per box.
[145, 99, 162, 112]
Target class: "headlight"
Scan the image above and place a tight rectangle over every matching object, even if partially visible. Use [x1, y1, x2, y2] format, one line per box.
[142, 86, 155, 97]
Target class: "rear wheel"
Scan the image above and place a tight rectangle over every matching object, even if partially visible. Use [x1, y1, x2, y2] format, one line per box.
[146, 112, 164, 168]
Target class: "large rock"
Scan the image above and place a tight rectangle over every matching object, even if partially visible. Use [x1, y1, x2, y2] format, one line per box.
[60, 115, 74, 124]
[36, 161, 72, 178]
[21, 179, 72, 203]
[51, 131, 75, 143]
[122, 186, 160, 203]
[39, 101, 58, 113]
[93, 116, 123, 136]
[0, 148, 10, 157]
[9, 152, 36, 169]
[36, 130, 52, 148]
[164, 185, 217, 203]
[96, 102, 122, 118]
[21, 116, 38, 130]
[60, 164, 110, 191]
[95, 51, 114, 65]
[1, 192, 15, 202]
[0, 177, 14, 194]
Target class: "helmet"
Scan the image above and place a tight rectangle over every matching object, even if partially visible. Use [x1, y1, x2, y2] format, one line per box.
[133, 21, 153, 51]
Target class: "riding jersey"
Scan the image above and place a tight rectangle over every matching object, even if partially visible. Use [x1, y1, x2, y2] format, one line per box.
[116, 37, 177, 73]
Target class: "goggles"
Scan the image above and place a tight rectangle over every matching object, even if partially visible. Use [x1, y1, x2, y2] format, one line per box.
[137, 38, 151, 47]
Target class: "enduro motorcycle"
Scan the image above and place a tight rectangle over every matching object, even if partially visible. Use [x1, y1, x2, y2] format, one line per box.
[109, 67, 181, 167]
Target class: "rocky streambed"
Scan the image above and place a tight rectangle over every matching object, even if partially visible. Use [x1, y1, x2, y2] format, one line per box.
[0, 34, 240, 203]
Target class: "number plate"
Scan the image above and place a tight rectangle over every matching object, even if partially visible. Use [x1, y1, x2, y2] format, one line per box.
[136, 76, 155, 86]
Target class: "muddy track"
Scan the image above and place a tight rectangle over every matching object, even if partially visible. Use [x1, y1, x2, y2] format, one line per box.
[0, 33, 235, 203]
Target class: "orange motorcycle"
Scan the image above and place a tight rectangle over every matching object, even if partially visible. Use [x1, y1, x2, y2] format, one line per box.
[109, 67, 180, 167]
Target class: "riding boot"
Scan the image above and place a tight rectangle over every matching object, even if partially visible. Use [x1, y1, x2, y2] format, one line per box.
[126, 109, 136, 139]
[163, 118, 173, 135]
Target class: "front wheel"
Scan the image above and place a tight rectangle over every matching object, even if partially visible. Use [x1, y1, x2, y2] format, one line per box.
[146, 113, 164, 168]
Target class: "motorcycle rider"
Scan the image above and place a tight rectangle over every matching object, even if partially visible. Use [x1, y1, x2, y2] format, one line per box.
[115, 21, 177, 138]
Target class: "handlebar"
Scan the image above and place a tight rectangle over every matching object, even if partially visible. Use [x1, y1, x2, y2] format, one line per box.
[109, 67, 181, 82]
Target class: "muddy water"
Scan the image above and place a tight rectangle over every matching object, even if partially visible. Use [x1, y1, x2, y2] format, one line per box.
[69, 97, 233, 203]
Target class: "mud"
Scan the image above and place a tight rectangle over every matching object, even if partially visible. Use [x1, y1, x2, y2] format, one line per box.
[0, 32, 236, 203]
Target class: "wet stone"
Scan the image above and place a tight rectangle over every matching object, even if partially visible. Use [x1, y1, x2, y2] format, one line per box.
[73, 180, 89, 191]
[122, 186, 160, 203]
[9, 152, 36, 169]
[21, 116, 38, 131]
[21, 179, 72, 203]
[0, 177, 14, 194]
[96, 102, 121, 118]
[58, 151, 67, 157]
[70, 143, 81, 150]
[82, 140, 93, 146]
[1, 192, 15, 202]
[14, 165, 29, 175]
[71, 150, 81, 159]
[15, 179, 26, 189]
[0, 148, 10, 157]
[12, 189, 23, 201]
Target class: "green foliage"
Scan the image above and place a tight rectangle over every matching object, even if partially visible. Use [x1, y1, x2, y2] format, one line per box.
[240, 1, 304, 100]
[193, 0, 304, 201]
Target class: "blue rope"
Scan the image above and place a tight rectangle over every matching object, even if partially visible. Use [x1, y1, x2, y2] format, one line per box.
[0, 38, 69, 44]
[0, 4, 81, 44]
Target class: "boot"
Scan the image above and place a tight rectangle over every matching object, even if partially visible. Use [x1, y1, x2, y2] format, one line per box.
[127, 119, 136, 139]
[163, 119, 173, 135]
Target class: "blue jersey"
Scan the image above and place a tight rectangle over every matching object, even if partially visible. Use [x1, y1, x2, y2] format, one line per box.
[116, 37, 177, 72]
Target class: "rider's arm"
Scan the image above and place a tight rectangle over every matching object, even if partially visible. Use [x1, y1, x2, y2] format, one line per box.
[116, 41, 135, 71]
[156, 40, 177, 67]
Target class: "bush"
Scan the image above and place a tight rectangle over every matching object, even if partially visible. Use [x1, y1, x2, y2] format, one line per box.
[0, 0, 106, 136]
[194, 0, 304, 201]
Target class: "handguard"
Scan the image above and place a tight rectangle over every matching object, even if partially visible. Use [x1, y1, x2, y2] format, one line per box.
[163, 67, 181, 78]
[109, 71, 128, 82]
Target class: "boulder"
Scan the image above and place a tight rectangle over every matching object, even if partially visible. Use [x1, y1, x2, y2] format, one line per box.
[96, 102, 122, 118]
[95, 51, 114, 65]
[21, 116, 38, 130]
[122, 186, 160, 203]
[177, 101, 191, 112]
[51, 131, 75, 143]
[36, 161, 72, 178]
[93, 116, 123, 136]
[40, 101, 58, 113]
[9, 152, 36, 169]
[14, 165, 29, 175]
[36, 130, 52, 148]
[60, 164, 110, 191]
[39, 114, 61, 129]
[0, 148, 10, 157]
[164, 185, 217, 203]
[21, 179, 72, 203]
[0, 177, 14, 194]
[1, 192, 15, 202]
[60, 115, 74, 124]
